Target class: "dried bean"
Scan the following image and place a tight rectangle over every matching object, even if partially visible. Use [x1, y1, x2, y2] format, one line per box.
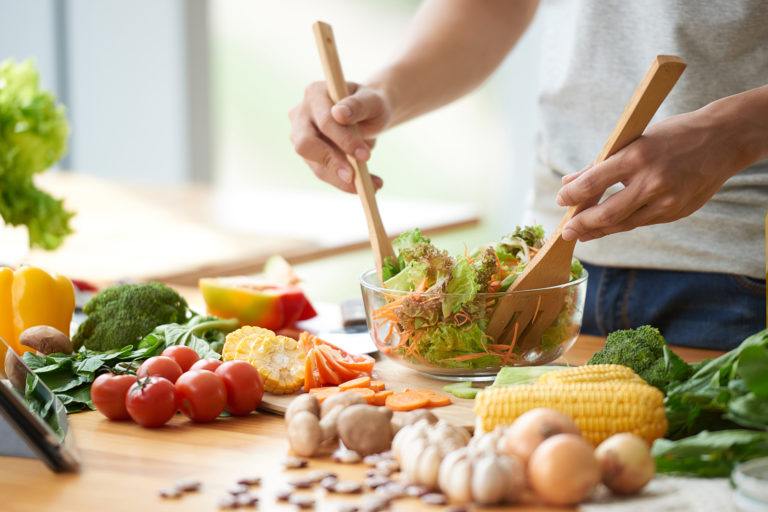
[275, 487, 293, 501]
[359, 496, 390, 512]
[320, 476, 339, 491]
[374, 460, 399, 476]
[236, 476, 262, 486]
[227, 483, 250, 495]
[158, 487, 182, 499]
[283, 456, 309, 469]
[289, 494, 315, 509]
[237, 493, 260, 507]
[404, 485, 429, 497]
[217, 495, 239, 509]
[332, 480, 363, 494]
[332, 447, 361, 464]
[336, 504, 360, 512]
[306, 470, 336, 483]
[375, 482, 406, 500]
[362, 454, 382, 466]
[174, 479, 201, 492]
[420, 493, 447, 506]
[288, 477, 315, 489]
[364, 475, 390, 489]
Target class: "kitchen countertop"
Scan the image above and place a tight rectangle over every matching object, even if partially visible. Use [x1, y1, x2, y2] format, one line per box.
[0, 335, 722, 512]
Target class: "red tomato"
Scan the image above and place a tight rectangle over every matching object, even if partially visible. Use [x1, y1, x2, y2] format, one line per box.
[125, 377, 177, 428]
[215, 361, 264, 416]
[175, 370, 226, 422]
[161, 346, 200, 372]
[137, 356, 183, 383]
[91, 373, 137, 420]
[190, 358, 223, 372]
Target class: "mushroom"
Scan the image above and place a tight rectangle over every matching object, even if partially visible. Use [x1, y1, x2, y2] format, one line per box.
[285, 393, 319, 424]
[320, 391, 365, 417]
[337, 404, 393, 456]
[19, 326, 73, 355]
[4, 350, 26, 391]
[287, 410, 322, 457]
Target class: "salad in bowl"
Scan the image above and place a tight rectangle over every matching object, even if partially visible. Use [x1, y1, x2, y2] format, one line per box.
[360, 226, 587, 378]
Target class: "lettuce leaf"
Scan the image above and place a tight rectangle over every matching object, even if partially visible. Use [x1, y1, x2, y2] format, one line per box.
[0, 59, 73, 250]
[442, 257, 478, 317]
[383, 260, 429, 291]
[419, 323, 499, 369]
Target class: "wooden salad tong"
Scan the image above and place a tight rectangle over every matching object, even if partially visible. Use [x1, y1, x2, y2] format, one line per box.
[313, 21, 395, 280]
[486, 55, 687, 347]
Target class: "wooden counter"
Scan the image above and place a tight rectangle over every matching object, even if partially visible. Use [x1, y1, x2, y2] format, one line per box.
[0, 336, 721, 512]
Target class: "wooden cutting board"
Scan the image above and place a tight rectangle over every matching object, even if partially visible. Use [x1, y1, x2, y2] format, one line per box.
[258, 357, 478, 429]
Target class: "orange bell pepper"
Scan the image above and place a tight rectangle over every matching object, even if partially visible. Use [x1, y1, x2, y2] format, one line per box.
[0, 266, 75, 359]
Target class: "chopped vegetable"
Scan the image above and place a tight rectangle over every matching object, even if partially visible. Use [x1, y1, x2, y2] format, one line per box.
[72, 282, 189, 351]
[199, 274, 316, 331]
[652, 429, 768, 477]
[385, 391, 430, 411]
[339, 376, 371, 391]
[223, 326, 306, 395]
[307, 386, 340, 404]
[587, 325, 692, 391]
[491, 366, 563, 387]
[346, 387, 375, 403]
[0, 59, 74, 250]
[664, 329, 768, 437]
[405, 388, 452, 407]
[369, 380, 386, 392]
[301, 332, 375, 391]
[474, 368, 668, 445]
[371, 389, 394, 406]
[373, 227, 584, 369]
[443, 381, 480, 399]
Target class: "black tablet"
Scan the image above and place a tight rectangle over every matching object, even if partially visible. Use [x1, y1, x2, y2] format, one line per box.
[0, 338, 80, 472]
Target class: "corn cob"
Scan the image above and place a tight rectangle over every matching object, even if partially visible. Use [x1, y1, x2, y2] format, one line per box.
[223, 326, 306, 394]
[537, 364, 644, 385]
[474, 381, 667, 445]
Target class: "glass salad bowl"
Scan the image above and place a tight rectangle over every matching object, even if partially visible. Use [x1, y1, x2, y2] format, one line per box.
[360, 269, 587, 380]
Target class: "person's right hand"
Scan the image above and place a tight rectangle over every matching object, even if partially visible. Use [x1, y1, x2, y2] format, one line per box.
[289, 81, 391, 193]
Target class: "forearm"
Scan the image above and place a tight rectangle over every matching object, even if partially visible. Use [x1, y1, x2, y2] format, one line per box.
[368, 0, 539, 127]
[700, 83, 768, 171]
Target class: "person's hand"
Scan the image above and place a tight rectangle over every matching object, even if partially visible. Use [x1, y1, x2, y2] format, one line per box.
[556, 110, 747, 242]
[289, 81, 392, 193]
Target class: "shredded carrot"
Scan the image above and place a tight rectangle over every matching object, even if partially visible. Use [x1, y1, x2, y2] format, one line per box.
[448, 353, 491, 362]
[339, 376, 371, 391]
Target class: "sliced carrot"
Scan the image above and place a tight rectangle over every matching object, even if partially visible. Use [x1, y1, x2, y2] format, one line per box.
[404, 388, 453, 408]
[369, 380, 386, 392]
[308, 386, 341, 404]
[385, 391, 430, 411]
[346, 387, 375, 403]
[371, 389, 394, 406]
[339, 376, 372, 391]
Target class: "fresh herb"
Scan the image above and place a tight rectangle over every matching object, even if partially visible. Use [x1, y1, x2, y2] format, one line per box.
[138, 316, 239, 359]
[72, 282, 189, 351]
[652, 430, 768, 477]
[664, 329, 768, 437]
[587, 325, 692, 391]
[0, 59, 73, 250]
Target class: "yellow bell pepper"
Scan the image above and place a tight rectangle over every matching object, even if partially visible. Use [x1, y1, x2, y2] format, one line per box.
[0, 266, 75, 359]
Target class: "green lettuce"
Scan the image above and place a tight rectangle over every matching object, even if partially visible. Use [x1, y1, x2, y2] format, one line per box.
[442, 257, 478, 317]
[0, 59, 73, 250]
[384, 260, 428, 291]
[419, 323, 499, 369]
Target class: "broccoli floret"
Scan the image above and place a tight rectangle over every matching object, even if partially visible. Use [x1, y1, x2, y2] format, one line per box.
[587, 325, 692, 391]
[72, 282, 188, 351]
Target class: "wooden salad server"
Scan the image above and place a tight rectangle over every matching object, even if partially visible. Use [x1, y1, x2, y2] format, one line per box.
[486, 55, 687, 347]
[313, 21, 395, 280]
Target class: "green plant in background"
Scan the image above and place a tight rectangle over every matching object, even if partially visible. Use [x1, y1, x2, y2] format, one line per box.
[0, 59, 73, 250]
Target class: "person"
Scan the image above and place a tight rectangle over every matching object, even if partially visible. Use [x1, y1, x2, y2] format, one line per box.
[289, 0, 767, 350]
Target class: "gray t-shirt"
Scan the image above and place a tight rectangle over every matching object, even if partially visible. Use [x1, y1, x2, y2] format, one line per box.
[529, 0, 768, 279]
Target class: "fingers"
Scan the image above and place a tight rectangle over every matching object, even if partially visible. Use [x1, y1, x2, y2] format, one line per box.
[291, 122, 355, 186]
[308, 94, 371, 162]
[557, 153, 633, 207]
[576, 205, 657, 242]
[560, 166, 589, 185]
[331, 88, 386, 126]
[561, 184, 646, 241]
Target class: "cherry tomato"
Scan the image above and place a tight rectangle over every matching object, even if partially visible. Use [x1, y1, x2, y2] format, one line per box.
[125, 377, 178, 428]
[190, 358, 223, 372]
[91, 373, 137, 420]
[175, 370, 226, 422]
[161, 345, 200, 372]
[215, 361, 264, 416]
[137, 356, 183, 383]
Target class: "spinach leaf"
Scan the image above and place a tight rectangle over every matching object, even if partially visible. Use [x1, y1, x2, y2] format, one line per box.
[738, 345, 768, 398]
[139, 316, 238, 359]
[653, 430, 768, 477]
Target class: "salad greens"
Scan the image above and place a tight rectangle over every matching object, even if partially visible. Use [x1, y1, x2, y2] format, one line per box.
[0, 59, 73, 250]
[374, 227, 584, 369]
[23, 314, 235, 412]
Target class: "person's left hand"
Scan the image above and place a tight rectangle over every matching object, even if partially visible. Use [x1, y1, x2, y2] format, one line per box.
[556, 109, 747, 242]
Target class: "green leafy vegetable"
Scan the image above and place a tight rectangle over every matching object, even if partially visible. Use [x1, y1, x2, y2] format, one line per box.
[0, 59, 73, 249]
[72, 282, 189, 351]
[441, 257, 478, 317]
[664, 329, 768, 437]
[138, 316, 239, 359]
[417, 323, 499, 369]
[587, 325, 692, 390]
[652, 430, 768, 477]
[384, 260, 429, 292]
[443, 381, 481, 399]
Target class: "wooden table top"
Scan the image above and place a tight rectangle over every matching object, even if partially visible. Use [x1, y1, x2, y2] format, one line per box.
[0, 335, 722, 512]
[18, 173, 478, 286]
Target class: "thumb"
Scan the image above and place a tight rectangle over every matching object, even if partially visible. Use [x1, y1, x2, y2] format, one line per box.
[331, 88, 384, 125]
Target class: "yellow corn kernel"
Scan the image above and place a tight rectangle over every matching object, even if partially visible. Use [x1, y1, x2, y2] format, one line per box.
[474, 381, 667, 445]
[537, 364, 644, 385]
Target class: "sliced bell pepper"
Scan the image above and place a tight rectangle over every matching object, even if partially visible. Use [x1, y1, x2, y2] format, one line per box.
[199, 276, 316, 331]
